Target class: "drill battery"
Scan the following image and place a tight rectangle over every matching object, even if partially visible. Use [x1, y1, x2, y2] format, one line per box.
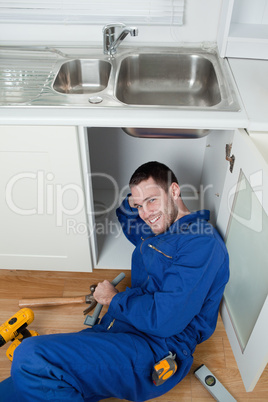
[6, 329, 39, 361]
[152, 351, 178, 386]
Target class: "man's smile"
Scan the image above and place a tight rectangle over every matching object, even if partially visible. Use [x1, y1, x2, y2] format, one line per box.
[148, 214, 161, 224]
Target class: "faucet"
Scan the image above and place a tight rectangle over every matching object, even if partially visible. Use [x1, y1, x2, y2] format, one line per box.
[103, 23, 138, 55]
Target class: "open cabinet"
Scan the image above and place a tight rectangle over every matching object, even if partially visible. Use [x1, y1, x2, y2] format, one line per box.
[82, 126, 268, 392]
[86, 127, 231, 269]
[218, 0, 268, 59]
[217, 129, 268, 391]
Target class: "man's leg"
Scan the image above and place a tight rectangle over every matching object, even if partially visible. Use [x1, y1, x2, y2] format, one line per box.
[3, 329, 159, 402]
[0, 377, 19, 402]
[0, 328, 193, 402]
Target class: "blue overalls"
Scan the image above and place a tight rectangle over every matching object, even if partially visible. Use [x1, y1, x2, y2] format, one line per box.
[0, 197, 229, 402]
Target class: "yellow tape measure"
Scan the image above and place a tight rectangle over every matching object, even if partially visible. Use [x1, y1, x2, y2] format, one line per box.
[152, 352, 177, 386]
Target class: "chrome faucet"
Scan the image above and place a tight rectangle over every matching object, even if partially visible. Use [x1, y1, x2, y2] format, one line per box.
[103, 23, 138, 55]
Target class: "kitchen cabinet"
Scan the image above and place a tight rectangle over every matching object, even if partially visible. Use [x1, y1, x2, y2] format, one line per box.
[86, 127, 236, 270]
[85, 126, 268, 391]
[216, 129, 268, 391]
[218, 0, 268, 59]
[0, 125, 92, 272]
[250, 132, 268, 163]
[87, 127, 209, 269]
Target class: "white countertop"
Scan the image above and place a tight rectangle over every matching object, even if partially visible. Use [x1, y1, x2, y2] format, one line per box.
[0, 106, 248, 129]
[228, 58, 268, 132]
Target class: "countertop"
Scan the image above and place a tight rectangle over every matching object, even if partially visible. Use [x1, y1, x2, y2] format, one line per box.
[228, 58, 268, 132]
[0, 45, 263, 130]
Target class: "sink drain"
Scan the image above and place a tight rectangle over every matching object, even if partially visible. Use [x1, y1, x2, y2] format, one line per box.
[88, 96, 103, 104]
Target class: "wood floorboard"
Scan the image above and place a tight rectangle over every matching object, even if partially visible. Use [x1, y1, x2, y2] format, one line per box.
[0, 269, 267, 401]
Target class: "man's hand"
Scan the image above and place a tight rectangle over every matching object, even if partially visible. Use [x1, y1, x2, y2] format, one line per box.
[93, 280, 119, 306]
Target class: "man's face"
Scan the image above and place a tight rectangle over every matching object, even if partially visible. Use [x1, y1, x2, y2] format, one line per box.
[130, 177, 179, 235]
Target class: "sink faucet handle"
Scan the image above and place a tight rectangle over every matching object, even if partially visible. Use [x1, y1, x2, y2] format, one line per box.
[103, 23, 138, 55]
[103, 23, 125, 55]
[103, 23, 126, 32]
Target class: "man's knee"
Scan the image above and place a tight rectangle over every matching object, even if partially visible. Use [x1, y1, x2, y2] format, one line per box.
[11, 336, 44, 379]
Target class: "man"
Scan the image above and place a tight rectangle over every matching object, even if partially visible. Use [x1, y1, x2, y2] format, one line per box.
[0, 161, 229, 402]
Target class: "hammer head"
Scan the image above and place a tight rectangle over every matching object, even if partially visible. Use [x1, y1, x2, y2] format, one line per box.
[83, 285, 97, 315]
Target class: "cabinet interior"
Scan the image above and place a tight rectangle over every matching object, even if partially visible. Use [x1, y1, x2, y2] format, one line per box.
[231, 0, 268, 40]
[221, 0, 268, 58]
[87, 127, 234, 269]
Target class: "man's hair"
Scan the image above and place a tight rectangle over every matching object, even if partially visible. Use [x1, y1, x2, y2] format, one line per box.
[129, 161, 178, 193]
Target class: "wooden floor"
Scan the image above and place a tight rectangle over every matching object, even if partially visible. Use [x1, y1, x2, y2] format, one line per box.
[0, 269, 267, 401]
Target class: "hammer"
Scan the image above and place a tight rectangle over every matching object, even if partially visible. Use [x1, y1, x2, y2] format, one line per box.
[84, 272, 125, 327]
[19, 285, 98, 315]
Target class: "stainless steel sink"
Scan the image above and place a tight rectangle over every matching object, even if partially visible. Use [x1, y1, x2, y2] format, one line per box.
[115, 54, 222, 107]
[2, 45, 240, 113]
[53, 59, 111, 94]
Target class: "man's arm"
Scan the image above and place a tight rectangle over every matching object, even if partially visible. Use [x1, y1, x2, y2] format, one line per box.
[116, 195, 152, 246]
[108, 235, 229, 338]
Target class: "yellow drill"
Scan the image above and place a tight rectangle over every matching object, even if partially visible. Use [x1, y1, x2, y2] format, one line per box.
[0, 308, 38, 361]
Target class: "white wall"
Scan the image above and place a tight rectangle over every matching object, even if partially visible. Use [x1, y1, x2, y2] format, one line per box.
[0, 0, 224, 46]
[232, 0, 268, 25]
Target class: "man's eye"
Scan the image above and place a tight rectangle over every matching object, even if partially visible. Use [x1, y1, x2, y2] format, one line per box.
[149, 198, 155, 203]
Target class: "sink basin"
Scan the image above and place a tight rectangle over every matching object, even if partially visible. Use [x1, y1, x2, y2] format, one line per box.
[53, 59, 111, 94]
[115, 53, 222, 107]
[45, 46, 240, 112]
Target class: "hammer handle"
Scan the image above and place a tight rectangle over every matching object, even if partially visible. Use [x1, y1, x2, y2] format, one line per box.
[19, 296, 85, 308]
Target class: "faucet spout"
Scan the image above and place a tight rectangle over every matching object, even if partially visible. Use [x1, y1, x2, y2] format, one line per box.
[103, 23, 138, 55]
[110, 27, 138, 54]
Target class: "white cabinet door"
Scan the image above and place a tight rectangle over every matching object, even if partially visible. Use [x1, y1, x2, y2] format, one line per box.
[217, 129, 268, 391]
[0, 126, 92, 272]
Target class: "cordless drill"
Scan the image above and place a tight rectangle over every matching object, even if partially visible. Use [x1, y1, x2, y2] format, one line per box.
[0, 308, 39, 361]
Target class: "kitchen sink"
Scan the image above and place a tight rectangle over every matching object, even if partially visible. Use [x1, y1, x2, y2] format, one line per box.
[115, 53, 222, 107]
[37, 46, 240, 113]
[0, 45, 241, 114]
[53, 59, 111, 94]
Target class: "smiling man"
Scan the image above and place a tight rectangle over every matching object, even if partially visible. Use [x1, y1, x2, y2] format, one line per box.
[0, 161, 229, 402]
[129, 174, 190, 235]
